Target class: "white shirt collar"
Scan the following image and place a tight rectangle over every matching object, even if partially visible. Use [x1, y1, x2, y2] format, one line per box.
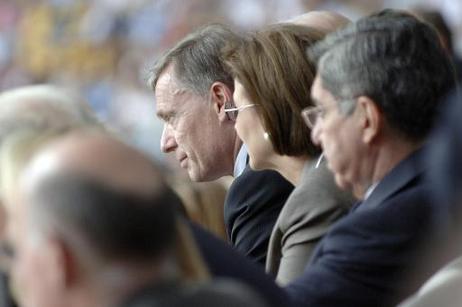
[364, 181, 379, 200]
[234, 144, 248, 177]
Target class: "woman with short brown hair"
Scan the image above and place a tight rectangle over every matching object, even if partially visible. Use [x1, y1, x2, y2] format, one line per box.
[224, 24, 354, 285]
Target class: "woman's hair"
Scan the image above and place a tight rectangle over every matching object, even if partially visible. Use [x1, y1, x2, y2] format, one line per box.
[225, 24, 324, 157]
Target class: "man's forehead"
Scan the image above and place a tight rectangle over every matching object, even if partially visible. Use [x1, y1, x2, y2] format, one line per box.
[311, 75, 336, 106]
[155, 70, 192, 114]
[156, 71, 185, 100]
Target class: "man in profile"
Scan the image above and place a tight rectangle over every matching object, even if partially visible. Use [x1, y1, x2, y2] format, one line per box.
[0, 84, 102, 307]
[150, 23, 293, 265]
[288, 9, 456, 307]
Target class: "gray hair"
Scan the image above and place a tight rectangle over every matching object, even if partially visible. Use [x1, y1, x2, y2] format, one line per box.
[148, 23, 240, 97]
[0, 84, 101, 144]
[309, 9, 456, 141]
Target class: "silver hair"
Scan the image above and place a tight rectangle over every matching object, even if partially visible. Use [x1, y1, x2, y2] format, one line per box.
[308, 9, 455, 141]
[148, 23, 240, 98]
[0, 84, 101, 144]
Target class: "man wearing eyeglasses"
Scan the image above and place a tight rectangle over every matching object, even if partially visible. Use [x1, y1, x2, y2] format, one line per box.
[286, 9, 456, 307]
[149, 24, 293, 266]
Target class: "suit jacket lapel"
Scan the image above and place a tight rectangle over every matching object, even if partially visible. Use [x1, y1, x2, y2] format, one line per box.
[311, 147, 428, 263]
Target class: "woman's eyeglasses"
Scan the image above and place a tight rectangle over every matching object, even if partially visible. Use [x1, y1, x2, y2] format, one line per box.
[224, 104, 256, 121]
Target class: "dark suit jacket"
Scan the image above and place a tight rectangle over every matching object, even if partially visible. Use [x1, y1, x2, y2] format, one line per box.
[0, 273, 15, 307]
[285, 148, 451, 307]
[190, 223, 288, 307]
[225, 166, 294, 265]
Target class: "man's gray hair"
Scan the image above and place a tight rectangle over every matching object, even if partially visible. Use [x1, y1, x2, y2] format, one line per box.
[0, 84, 101, 144]
[149, 23, 240, 97]
[308, 9, 455, 141]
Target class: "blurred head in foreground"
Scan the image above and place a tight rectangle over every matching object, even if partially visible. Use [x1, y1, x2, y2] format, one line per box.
[1, 130, 208, 307]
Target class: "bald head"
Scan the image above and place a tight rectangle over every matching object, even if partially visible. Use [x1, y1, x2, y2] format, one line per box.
[288, 11, 351, 33]
[18, 131, 180, 264]
[24, 131, 164, 197]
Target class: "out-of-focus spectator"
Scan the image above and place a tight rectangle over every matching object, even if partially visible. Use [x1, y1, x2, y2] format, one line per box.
[0, 84, 104, 307]
[17, 1, 117, 81]
[0, 84, 101, 137]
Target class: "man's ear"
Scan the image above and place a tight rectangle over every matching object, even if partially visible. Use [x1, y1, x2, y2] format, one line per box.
[209, 82, 233, 122]
[356, 96, 382, 144]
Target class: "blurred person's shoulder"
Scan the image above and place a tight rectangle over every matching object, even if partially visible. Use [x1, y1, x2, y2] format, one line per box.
[120, 278, 270, 307]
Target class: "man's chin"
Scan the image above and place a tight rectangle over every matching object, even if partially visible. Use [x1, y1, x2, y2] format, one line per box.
[187, 170, 202, 182]
[187, 166, 208, 182]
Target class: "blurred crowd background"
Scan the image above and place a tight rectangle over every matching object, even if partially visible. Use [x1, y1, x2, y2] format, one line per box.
[0, 0, 461, 166]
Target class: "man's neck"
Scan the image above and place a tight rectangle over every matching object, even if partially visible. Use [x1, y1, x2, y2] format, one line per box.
[232, 138, 243, 164]
[357, 138, 422, 199]
[374, 141, 421, 183]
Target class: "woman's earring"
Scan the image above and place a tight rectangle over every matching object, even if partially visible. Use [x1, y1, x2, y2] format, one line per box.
[263, 132, 270, 141]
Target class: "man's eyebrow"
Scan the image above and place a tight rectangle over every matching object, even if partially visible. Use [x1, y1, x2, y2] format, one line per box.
[156, 110, 175, 122]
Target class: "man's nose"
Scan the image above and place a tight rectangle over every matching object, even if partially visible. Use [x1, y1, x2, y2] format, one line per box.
[160, 124, 177, 153]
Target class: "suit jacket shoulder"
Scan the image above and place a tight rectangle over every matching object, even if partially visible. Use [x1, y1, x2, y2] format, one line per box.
[224, 166, 293, 265]
[189, 222, 288, 307]
[119, 279, 269, 307]
[266, 160, 354, 285]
